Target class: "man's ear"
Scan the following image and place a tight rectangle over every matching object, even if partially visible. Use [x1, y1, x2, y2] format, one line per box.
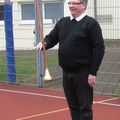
[82, 3, 87, 9]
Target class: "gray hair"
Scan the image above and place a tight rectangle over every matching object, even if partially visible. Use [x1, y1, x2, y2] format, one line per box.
[79, 0, 88, 4]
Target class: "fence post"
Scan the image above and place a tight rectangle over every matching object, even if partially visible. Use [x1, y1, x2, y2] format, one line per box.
[94, 0, 97, 20]
[4, 0, 16, 83]
[34, 0, 44, 87]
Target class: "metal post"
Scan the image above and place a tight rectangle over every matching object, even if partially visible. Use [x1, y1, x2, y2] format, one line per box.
[34, 0, 44, 87]
[4, 0, 16, 83]
[5, 0, 10, 2]
[94, 0, 97, 20]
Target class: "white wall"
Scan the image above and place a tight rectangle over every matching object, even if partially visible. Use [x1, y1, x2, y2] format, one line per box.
[0, 0, 120, 51]
[0, 0, 55, 51]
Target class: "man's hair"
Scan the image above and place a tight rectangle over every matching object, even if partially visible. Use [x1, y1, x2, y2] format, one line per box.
[79, 0, 88, 4]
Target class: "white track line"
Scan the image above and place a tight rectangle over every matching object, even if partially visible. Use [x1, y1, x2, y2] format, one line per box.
[15, 108, 69, 120]
[99, 102, 120, 107]
[15, 98, 120, 120]
[0, 88, 120, 120]
[93, 97, 120, 107]
[0, 88, 119, 107]
[94, 97, 119, 103]
[0, 88, 66, 100]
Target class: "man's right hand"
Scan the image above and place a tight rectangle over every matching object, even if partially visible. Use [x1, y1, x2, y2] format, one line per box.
[35, 42, 43, 50]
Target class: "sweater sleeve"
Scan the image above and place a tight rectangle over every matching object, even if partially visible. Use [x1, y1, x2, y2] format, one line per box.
[88, 20, 105, 76]
[44, 18, 64, 49]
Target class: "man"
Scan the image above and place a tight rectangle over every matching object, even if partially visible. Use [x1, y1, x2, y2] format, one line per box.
[36, 0, 105, 120]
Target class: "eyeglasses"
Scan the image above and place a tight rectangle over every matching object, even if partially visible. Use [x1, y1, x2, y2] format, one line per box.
[68, 2, 83, 5]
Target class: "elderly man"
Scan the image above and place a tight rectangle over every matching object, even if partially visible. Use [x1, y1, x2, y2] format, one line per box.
[36, 0, 105, 120]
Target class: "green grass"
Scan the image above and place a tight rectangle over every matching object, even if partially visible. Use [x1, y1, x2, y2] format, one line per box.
[114, 86, 120, 97]
[0, 56, 7, 82]
[47, 54, 58, 69]
[15, 56, 36, 83]
[0, 53, 58, 84]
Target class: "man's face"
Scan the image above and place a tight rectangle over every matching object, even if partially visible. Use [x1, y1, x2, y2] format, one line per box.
[67, 0, 86, 17]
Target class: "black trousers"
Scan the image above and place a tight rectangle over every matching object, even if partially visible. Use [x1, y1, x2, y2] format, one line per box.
[63, 69, 93, 120]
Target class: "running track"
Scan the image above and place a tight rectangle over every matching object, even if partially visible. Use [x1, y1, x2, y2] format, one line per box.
[0, 84, 120, 120]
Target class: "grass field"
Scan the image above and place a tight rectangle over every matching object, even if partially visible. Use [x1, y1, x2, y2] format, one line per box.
[0, 55, 7, 82]
[0, 50, 58, 84]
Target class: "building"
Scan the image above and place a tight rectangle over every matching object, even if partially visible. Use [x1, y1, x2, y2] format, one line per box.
[0, 0, 120, 50]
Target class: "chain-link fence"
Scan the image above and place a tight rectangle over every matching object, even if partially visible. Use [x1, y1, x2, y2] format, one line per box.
[0, 0, 120, 96]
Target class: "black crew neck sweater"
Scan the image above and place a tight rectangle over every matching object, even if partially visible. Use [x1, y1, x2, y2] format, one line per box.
[45, 15, 105, 75]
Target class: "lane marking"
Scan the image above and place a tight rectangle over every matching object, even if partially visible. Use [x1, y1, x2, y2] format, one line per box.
[15, 108, 69, 120]
[0, 88, 66, 100]
[93, 97, 120, 107]
[15, 98, 120, 120]
[0, 88, 119, 120]
[94, 97, 119, 104]
[99, 102, 120, 107]
[0, 88, 119, 105]
[16, 98, 120, 120]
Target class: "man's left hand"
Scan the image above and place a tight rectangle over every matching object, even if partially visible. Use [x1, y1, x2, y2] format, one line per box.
[88, 74, 96, 87]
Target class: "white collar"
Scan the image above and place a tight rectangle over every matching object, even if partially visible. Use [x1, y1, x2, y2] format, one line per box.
[70, 11, 87, 21]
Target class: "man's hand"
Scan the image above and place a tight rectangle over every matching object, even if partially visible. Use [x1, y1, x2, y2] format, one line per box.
[35, 42, 47, 50]
[35, 42, 43, 50]
[88, 74, 96, 87]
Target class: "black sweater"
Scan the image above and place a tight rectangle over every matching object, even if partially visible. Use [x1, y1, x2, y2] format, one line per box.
[45, 15, 105, 75]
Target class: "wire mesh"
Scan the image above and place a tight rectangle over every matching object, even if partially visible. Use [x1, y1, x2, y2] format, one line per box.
[0, 0, 120, 96]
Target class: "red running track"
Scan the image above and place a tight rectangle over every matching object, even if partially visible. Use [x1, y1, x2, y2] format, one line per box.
[0, 84, 120, 120]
